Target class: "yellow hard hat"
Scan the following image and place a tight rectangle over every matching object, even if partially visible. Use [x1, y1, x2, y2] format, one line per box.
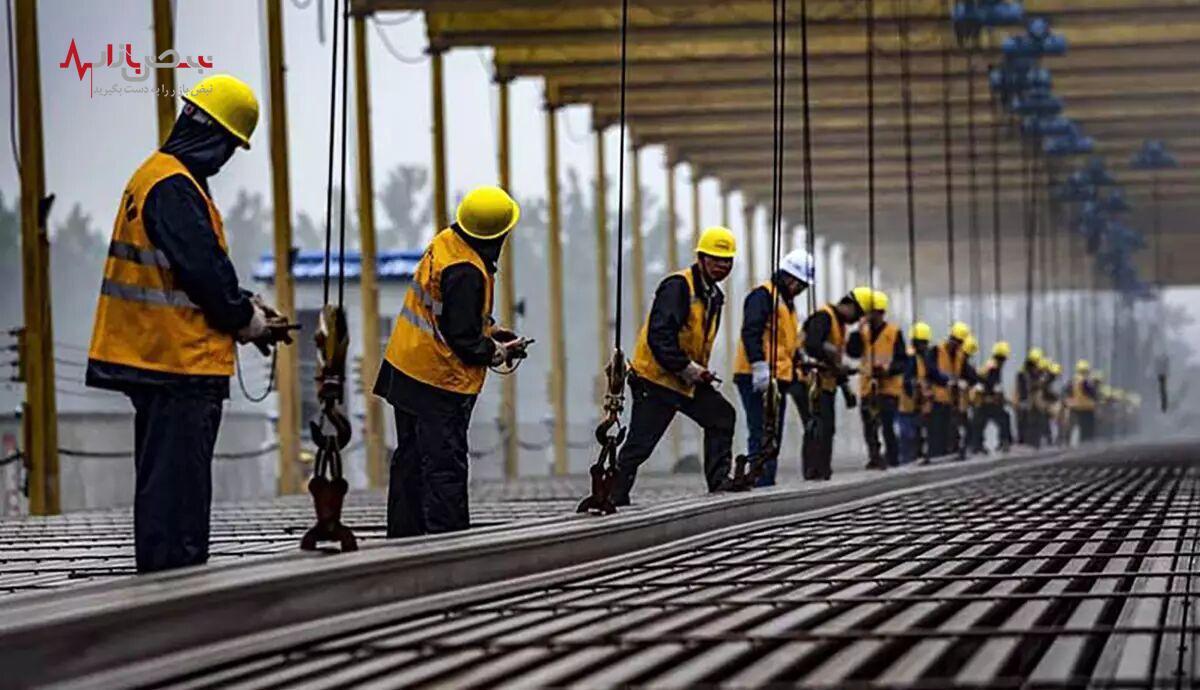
[1050, 362, 1062, 376]
[1076, 359, 1090, 373]
[456, 186, 520, 239]
[1093, 370, 1105, 381]
[696, 226, 737, 258]
[1027, 347, 1044, 363]
[911, 321, 932, 342]
[849, 286, 875, 313]
[871, 289, 889, 312]
[949, 321, 971, 341]
[1101, 384, 1114, 397]
[963, 335, 979, 356]
[183, 74, 259, 148]
[992, 341, 1011, 358]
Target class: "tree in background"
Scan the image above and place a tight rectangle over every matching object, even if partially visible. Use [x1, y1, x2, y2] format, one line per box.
[378, 165, 431, 250]
[0, 192, 19, 332]
[49, 204, 107, 350]
[224, 190, 271, 281]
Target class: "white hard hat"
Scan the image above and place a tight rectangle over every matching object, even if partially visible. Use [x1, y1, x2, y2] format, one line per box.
[779, 249, 815, 283]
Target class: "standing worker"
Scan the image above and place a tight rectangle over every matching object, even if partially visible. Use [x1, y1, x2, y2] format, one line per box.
[800, 287, 871, 480]
[1040, 361, 1063, 445]
[846, 290, 907, 469]
[87, 75, 292, 572]
[732, 249, 813, 486]
[970, 341, 1013, 453]
[898, 321, 941, 464]
[376, 186, 531, 537]
[958, 335, 981, 456]
[1014, 347, 1044, 447]
[611, 228, 739, 505]
[928, 322, 977, 458]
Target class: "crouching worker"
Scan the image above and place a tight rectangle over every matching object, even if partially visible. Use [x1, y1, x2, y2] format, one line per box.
[612, 227, 739, 505]
[376, 186, 530, 537]
[733, 249, 813, 486]
[87, 76, 294, 572]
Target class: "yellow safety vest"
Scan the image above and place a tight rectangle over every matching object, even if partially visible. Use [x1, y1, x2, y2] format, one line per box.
[809, 304, 846, 393]
[1068, 376, 1096, 411]
[383, 228, 495, 395]
[898, 347, 929, 414]
[733, 281, 798, 383]
[857, 322, 903, 398]
[977, 358, 1005, 404]
[88, 152, 234, 377]
[631, 267, 720, 398]
[932, 342, 965, 405]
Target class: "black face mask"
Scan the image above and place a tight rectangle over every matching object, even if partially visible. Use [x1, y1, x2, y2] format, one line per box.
[160, 106, 240, 181]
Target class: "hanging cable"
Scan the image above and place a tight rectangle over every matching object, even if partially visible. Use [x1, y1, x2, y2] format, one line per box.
[866, 0, 876, 296]
[320, 0, 341, 306]
[1022, 140, 1034, 354]
[965, 51, 982, 335]
[800, 0, 817, 315]
[897, 0, 917, 325]
[990, 84, 1002, 334]
[941, 47, 956, 324]
[335, 2, 350, 309]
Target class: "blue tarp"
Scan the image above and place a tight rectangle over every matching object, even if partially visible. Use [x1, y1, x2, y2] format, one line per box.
[252, 249, 422, 284]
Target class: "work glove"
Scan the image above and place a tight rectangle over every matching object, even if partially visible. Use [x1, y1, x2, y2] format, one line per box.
[491, 336, 532, 367]
[236, 303, 269, 344]
[680, 361, 717, 386]
[751, 361, 771, 393]
[491, 327, 519, 343]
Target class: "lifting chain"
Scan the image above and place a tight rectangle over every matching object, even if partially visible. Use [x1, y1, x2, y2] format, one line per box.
[300, 304, 357, 552]
[577, 348, 628, 515]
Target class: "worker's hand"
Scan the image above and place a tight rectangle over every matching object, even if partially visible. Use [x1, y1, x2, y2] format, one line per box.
[491, 327, 519, 343]
[680, 362, 717, 386]
[491, 336, 533, 366]
[252, 294, 284, 322]
[236, 303, 269, 344]
[751, 361, 771, 393]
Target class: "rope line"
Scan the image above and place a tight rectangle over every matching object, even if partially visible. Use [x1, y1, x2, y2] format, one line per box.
[990, 87, 1002, 332]
[965, 51, 982, 335]
[800, 0, 817, 315]
[940, 47, 957, 323]
[320, 0, 341, 306]
[767, 0, 787, 381]
[335, 2, 350, 309]
[897, 0, 917, 325]
[611, 0, 630, 350]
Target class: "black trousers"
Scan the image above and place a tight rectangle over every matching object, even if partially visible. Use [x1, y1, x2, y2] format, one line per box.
[789, 380, 812, 427]
[1072, 409, 1096, 442]
[971, 402, 1013, 451]
[612, 377, 735, 504]
[928, 402, 954, 458]
[387, 393, 476, 537]
[127, 387, 223, 573]
[802, 389, 837, 480]
[861, 395, 899, 467]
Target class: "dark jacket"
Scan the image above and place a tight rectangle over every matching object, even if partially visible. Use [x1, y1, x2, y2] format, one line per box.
[646, 264, 723, 374]
[86, 113, 253, 398]
[737, 273, 795, 371]
[375, 224, 507, 407]
[902, 347, 948, 399]
[802, 301, 854, 365]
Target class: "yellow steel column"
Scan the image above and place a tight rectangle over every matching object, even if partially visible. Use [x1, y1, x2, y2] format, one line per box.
[265, 0, 301, 495]
[151, 0, 176, 145]
[691, 172, 702, 250]
[665, 161, 679, 271]
[629, 144, 646, 320]
[497, 76, 519, 478]
[429, 47, 448, 232]
[353, 15, 385, 488]
[15, 0, 59, 514]
[743, 202, 757, 293]
[592, 124, 610, 403]
[545, 105, 568, 475]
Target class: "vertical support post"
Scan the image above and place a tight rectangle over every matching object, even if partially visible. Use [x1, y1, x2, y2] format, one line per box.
[265, 0, 301, 495]
[722, 190, 735, 379]
[665, 161, 679, 271]
[743, 202, 756, 293]
[152, 0, 176, 145]
[498, 77, 519, 478]
[15, 0, 59, 514]
[545, 105, 568, 475]
[691, 172, 702, 250]
[629, 144, 646, 320]
[430, 48, 449, 232]
[353, 15, 385, 488]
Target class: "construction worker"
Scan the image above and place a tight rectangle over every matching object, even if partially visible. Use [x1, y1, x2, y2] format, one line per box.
[612, 227, 738, 504]
[1014, 347, 1044, 447]
[970, 341, 1013, 454]
[86, 75, 290, 572]
[958, 335, 981, 455]
[376, 186, 530, 537]
[1041, 361, 1063, 445]
[846, 290, 906, 469]
[732, 248, 813, 486]
[898, 321, 941, 464]
[800, 286, 870, 480]
[928, 321, 977, 458]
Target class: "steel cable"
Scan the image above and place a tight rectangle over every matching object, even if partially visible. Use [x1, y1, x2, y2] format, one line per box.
[611, 0, 630, 351]
[800, 0, 817, 315]
[941, 47, 956, 323]
[897, 0, 917, 324]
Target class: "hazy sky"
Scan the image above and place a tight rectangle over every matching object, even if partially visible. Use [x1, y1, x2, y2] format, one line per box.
[0, 0, 738, 255]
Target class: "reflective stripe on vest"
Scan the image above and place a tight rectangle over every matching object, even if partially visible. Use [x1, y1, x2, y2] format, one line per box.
[383, 228, 494, 395]
[631, 266, 721, 398]
[858, 322, 903, 397]
[88, 151, 234, 377]
[733, 282, 798, 382]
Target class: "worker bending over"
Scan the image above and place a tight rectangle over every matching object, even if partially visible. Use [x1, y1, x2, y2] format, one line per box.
[800, 287, 870, 480]
[376, 186, 531, 537]
[1014, 348, 1044, 447]
[928, 322, 977, 458]
[87, 76, 289, 572]
[898, 322, 942, 464]
[732, 249, 813, 486]
[1066, 360, 1098, 442]
[970, 342, 1012, 454]
[612, 228, 739, 505]
[846, 290, 906, 469]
